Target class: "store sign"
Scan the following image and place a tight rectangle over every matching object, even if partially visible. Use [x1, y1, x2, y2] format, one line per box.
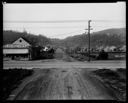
[4, 44, 28, 48]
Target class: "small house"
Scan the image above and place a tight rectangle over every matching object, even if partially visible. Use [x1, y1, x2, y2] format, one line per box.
[109, 46, 116, 52]
[3, 37, 32, 60]
[120, 45, 126, 52]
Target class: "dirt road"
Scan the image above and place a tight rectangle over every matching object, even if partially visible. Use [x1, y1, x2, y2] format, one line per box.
[3, 48, 126, 69]
[9, 68, 116, 100]
[7, 48, 124, 100]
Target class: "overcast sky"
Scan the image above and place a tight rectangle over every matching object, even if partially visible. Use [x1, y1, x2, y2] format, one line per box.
[3, 2, 126, 39]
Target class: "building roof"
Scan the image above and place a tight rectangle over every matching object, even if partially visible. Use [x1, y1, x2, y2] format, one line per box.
[3, 37, 31, 48]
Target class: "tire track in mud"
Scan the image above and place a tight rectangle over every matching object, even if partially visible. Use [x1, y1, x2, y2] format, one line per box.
[54, 48, 77, 62]
[14, 69, 52, 100]
[64, 70, 82, 99]
[45, 69, 68, 100]
[79, 70, 115, 99]
[73, 71, 90, 99]
[14, 68, 116, 100]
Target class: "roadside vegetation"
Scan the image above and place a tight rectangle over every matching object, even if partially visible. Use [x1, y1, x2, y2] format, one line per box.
[2, 68, 33, 100]
[3, 29, 125, 61]
[66, 48, 126, 61]
[67, 52, 125, 61]
[92, 68, 126, 101]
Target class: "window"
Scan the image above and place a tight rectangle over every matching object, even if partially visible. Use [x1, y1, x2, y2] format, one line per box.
[19, 39, 22, 42]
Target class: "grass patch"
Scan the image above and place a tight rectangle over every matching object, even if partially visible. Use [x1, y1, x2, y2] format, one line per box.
[92, 68, 126, 101]
[2, 68, 33, 100]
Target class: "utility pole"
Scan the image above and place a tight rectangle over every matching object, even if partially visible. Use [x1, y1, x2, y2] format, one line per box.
[86, 20, 93, 62]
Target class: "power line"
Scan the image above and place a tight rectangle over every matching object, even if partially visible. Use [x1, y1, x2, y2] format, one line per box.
[3, 20, 88, 23]
[61, 29, 84, 35]
[4, 27, 85, 37]
[3, 20, 124, 23]
[4, 26, 86, 29]
[51, 29, 85, 37]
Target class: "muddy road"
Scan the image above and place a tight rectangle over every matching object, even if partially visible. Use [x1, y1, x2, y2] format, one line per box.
[9, 68, 116, 100]
[7, 48, 124, 100]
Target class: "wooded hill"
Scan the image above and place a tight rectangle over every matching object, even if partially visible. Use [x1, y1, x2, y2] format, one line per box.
[3, 28, 126, 48]
[55, 28, 126, 48]
[3, 30, 51, 46]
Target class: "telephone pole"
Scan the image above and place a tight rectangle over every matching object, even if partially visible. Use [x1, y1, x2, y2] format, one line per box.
[86, 20, 93, 62]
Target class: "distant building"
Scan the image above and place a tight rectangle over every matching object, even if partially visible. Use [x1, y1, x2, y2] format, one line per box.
[97, 46, 104, 51]
[3, 37, 32, 60]
[109, 46, 116, 52]
[43, 46, 49, 51]
[104, 46, 111, 52]
[120, 45, 126, 52]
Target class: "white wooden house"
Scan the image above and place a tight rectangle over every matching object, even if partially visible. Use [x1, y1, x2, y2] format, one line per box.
[3, 37, 32, 60]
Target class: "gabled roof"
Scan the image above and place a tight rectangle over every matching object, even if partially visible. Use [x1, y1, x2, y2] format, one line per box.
[3, 37, 31, 48]
[12, 37, 31, 46]
[10, 37, 31, 44]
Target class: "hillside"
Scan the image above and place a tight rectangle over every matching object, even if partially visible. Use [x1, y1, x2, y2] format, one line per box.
[3, 28, 126, 48]
[59, 28, 126, 48]
[93, 28, 126, 36]
[3, 30, 51, 46]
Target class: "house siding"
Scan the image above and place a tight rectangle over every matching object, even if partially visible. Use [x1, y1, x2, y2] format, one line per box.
[3, 37, 32, 60]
